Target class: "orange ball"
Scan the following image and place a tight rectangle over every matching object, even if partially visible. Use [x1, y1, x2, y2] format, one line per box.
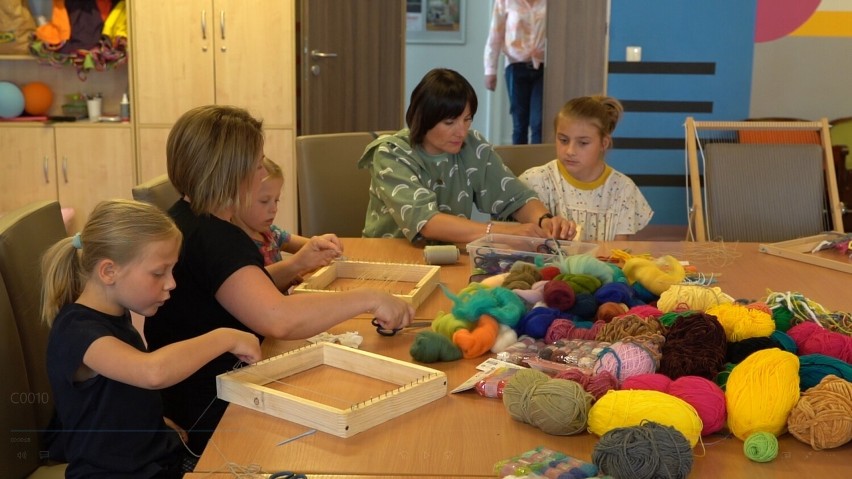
[21, 82, 54, 116]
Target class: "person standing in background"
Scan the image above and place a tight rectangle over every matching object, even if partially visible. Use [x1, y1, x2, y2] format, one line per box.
[484, 0, 547, 145]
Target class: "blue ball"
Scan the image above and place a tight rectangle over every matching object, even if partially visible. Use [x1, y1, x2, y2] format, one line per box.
[0, 81, 26, 119]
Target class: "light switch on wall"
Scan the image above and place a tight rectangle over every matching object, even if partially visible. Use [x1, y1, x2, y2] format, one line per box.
[626, 46, 642, 62]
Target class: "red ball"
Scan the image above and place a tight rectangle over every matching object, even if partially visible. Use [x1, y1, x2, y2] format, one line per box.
[21, 82, 54, 116]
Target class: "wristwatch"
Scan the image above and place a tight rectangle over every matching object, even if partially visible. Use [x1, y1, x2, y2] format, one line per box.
[538, 212, 554, 227]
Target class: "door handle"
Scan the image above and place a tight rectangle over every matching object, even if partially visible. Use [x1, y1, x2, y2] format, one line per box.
[310, 49, 338, 59]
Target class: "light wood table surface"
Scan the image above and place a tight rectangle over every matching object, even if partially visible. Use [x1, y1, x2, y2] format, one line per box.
[192, 239, 851, 478]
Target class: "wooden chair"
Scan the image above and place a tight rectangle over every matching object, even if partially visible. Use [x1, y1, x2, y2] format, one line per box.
[0, 201, 68, 477]
[296, 132, 375, 237]
[131, 174, 180, 212]
[492, 143, 556, 176]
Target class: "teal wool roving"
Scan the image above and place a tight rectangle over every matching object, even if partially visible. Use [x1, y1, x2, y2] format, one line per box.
[410, 331, 462, 363]
[592, 421, 693, 479]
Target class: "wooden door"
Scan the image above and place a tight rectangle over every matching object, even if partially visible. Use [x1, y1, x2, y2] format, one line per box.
[299, 0, 404, 135]
[131, 0, 215, 125]
[542, 1, 608, 143]
[55, 127, 135, 232]
[0, 127, 56, 212]
[216, 0, 295, 127]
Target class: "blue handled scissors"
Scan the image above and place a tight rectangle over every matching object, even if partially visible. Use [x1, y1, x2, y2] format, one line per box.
[371, 318, 431, 336]
[269, 472, 307, 479]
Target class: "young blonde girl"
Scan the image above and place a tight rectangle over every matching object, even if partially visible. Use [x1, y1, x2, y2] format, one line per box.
[232, 156, 343, 290]
[519, 96, 653, 240]
[42, 199, 261, 478]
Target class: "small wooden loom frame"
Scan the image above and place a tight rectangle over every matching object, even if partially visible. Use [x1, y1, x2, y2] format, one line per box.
[759, 232, 852, 274]
[216, 342, 447, 438]
[292, 260, 441, 309]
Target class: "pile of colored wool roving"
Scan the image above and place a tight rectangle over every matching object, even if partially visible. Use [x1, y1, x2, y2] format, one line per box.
[543, 279, 575, 310]
[502, 369, 593, 435]
[594, 340, 660, 384]
[554, 273, 601, 295]
[706, 302, 776, 342]
[594, 302, 629, 323]
[553, 254, 615, 284]
[787, 321, 852, 363]
[621, 255, 686, 296]
[659, 312, 727, 380]
[588, 389, 703, 447]
[656, 284, 734, 313]
[592, 421, 693, 479]
[787, 374, 852, 450]
[452, 314, 499, 359]
[725, 348, 801, 443]
[501, 261, 541, 290]
[446, 284, 526, 327]
[409, 331, 462, 362]
[621, 373, 727, 436]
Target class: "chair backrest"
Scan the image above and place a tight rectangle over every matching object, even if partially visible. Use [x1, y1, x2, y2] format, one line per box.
[296, 132, 375, 237]
[0, 272, 43, 478]
[492, 143, 556, 176]
[131, 174, 180, 212]
[0, 201, 67, 434]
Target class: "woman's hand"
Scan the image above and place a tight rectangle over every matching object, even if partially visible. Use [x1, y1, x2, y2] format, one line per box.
[369, 291, 415, 332]
[291, 234, 343, 274]
[541, 216, 577, 240]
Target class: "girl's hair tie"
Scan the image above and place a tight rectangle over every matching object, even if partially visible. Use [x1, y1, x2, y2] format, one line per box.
[71, 233, 82, 250]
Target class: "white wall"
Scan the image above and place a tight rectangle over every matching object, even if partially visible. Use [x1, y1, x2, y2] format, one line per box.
[405, 1, 514, 144]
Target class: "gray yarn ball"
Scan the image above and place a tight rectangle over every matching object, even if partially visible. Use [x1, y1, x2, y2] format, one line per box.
[592, 421, 693, 479]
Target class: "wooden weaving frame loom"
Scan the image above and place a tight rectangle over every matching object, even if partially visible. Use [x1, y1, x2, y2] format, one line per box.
[291, 260, 441, 309]
[216, 342, 447, 437]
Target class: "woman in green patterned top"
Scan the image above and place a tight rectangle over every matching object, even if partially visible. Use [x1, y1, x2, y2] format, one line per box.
[359, 68, 576, 244]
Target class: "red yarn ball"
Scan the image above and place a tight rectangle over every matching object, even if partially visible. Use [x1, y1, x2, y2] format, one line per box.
[21, 81, 53, 116]
[539, 265, 561, 281]
[620, 373, 673, 392]
[626, 304, 664, 319]
[668, 376, 727, 436]
[787, 321, 852, 363]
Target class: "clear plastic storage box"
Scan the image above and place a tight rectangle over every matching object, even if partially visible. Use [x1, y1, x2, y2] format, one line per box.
[466, 233, 599, 276]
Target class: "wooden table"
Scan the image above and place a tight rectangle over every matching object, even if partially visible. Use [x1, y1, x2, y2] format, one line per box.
[193, 239, 851, 478]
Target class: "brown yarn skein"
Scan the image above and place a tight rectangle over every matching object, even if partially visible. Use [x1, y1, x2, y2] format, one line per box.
[787, 374, 852, 450]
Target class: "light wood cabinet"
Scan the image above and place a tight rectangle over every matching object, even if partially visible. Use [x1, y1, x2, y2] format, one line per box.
[130, 0, 296, 231]
[0, 124, 134, 232]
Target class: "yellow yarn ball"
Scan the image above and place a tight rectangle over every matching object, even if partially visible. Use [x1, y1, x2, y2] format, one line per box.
[706, 303, 776, 342]
[588, 389, 703, 447]
[656, 284, 734, 313]
[622, 255, 686, 296]
[725, 349, 800, 441]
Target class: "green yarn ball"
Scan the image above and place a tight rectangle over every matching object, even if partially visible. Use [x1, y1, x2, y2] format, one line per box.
[502, 369, 593, 435]
[771, 307, 794, 332]
[409, 331, 462, 363]
[743, 432, 779, 462]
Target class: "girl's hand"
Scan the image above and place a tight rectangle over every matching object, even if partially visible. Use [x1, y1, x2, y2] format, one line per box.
[542, 216, 577, 240]
[164, 417, 188, 443]
[223, 329, 262, 364]
[369, 291, 415, 332]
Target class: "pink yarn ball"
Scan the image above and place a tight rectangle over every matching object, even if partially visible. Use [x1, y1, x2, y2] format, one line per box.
[594, 341, 657, 384]
[555, 368, 618, 401]
[620, 373, 672, 392]
[788, 321, 852, 363]
[669, 376, 727, 436]
[625, 304, 664, 319]
[545, 318, 574, 342]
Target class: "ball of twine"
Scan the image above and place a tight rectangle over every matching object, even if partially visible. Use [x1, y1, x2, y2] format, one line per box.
[592, 421, 694, 479]
[502, 369, 593, 435]
[743, 431, 779, 462]
[787, 374, 852, 450]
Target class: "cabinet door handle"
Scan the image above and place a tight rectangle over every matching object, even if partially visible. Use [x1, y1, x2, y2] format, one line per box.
[201, 10, 207, 40]
[310, 49, 338, 59]
[62, 157, 68, 183]
[220, 10, 225, 41]
[43, 157, 50, 183]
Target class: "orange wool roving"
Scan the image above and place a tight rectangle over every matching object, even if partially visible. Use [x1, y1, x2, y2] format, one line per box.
[725, 348, 800, 441]
[452, 314, 499, 359]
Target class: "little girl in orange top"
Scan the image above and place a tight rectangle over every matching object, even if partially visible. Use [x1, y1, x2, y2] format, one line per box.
[519, 95, 653, 240]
